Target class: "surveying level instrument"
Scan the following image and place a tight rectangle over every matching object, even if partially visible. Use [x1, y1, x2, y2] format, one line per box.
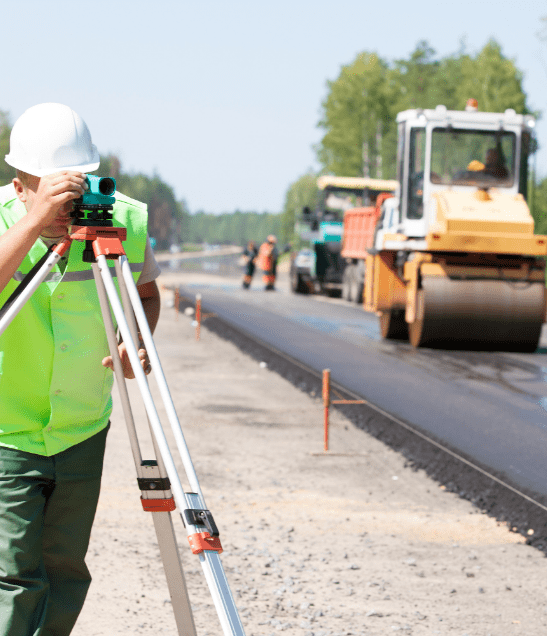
[0, 179, 246, 636]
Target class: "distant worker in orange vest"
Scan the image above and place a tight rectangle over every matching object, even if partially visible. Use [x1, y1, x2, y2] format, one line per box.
[257, 234, 279, 291]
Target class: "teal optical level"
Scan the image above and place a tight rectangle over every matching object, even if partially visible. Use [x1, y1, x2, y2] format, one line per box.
[77, 175, 116, 209]
[72, 175, 117, 226]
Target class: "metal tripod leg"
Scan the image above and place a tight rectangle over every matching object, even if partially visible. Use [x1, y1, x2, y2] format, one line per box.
[112, 260, 200, 634]
[92, 262, 197, 636]
[113, 260, 173, 483]
[94, 254, 246, 636]
[116, 255, 246, 635]
[0, 239, 71, 336]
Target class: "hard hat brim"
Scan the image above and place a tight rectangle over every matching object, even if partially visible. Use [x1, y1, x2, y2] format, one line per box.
[5, 152, 100, 177]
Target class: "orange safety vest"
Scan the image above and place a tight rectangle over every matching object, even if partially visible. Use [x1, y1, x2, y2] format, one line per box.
[257, 242, 273, 272]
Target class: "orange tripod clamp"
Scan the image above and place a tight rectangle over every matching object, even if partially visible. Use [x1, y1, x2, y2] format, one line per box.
[187, 532, 223, 555]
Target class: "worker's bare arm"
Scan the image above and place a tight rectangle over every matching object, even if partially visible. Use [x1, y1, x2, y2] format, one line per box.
[0, 172, 87, 293]
[137, 280, 161, 335]
[0, 214, 49, 293]
[101, 280, 161, 379]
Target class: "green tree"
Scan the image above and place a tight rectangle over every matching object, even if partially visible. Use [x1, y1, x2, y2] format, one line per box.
[458, 40, 529, 114]
[280, 171, 319, 246]
[393, 41, 444, 111]
[318, 52, 395, 178]
[531, 177, 547, 235]
[0, 111, 13, 186]
[96, 154, 189, 250]
[185, 210, 282, 246]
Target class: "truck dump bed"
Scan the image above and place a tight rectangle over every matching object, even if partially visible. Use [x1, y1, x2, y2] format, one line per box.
[341, 206, 378, 259]
[342, 193, 394, 259]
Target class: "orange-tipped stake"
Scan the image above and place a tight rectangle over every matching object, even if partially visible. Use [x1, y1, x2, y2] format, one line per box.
[322, 369, 331, 451]
[196, 293, 202, 341]
[174, 288, 180, 320]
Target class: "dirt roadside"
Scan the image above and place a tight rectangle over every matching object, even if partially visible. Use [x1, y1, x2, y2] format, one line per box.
[74, 272, 547, 636]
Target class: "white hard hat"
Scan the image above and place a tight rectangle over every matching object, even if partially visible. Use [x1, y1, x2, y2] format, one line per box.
[5, 103, 100, 177]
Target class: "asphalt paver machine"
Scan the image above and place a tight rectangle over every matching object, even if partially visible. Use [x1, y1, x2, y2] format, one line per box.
[292, 176, 397, 296]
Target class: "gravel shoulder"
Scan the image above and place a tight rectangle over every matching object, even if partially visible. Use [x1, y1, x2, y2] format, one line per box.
[74, 273, 547, 636]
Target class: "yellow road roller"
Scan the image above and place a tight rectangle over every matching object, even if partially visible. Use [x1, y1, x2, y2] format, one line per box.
[342, 100, 547, 351]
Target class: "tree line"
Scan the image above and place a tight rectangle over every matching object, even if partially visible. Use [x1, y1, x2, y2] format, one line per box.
[185, 210, 283, 247]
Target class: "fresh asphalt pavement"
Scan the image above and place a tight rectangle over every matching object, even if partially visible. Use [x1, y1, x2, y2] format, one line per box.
[165, 260, 547, 502]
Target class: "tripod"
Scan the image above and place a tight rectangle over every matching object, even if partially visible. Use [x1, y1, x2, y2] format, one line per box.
[0, 215, 246, 636]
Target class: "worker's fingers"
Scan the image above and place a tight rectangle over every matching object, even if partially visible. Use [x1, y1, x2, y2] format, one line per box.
[50, 190, 85, 207]
[49, 181, 87, 201]
[27, 172, 89, 227]
[101, 348, 135, 379]
[47, 171, 88, 187]
[101, 348, 151, 379]
[42, 172, 88, 196]
[139, 347, 152, 375]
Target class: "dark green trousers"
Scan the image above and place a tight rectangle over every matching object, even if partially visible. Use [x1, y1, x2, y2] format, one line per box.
[0, 426, 109, 636]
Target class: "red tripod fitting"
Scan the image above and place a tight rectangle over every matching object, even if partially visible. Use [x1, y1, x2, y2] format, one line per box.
[188, 532, 223, 555]
[70, 225, 127, 258]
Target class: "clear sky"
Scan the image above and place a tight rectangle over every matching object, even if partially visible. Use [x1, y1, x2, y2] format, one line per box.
[2, 1, 546, 213]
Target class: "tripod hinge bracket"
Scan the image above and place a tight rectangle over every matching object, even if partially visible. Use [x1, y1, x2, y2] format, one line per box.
[140, 497, 176, 512]
[187, 531, 223, 555]
[137, 477, 171, 491]
[184, 508, 219, 537]
[94, 236, 126, 259]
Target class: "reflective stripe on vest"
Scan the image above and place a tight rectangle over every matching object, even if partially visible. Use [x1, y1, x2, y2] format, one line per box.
[13, 261, 144, 282]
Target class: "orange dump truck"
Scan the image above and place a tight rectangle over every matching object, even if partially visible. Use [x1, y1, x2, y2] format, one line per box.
[341, 191, 394, 304]
[341, 101, 547, 351]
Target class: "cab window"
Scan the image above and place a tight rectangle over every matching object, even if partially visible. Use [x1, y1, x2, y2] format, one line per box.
[430, 128, 515, 187]
[407, 128, 426, 219]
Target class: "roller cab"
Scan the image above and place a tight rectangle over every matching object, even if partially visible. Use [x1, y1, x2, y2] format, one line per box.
[348, 101, 547, 350]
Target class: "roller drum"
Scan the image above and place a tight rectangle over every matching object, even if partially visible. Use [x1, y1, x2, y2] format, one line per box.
[409, 277, 545, 351]
[379, 309, 408, 340]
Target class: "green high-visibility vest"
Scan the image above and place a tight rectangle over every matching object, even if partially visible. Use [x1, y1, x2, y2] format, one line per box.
[0, 184, 148, 456]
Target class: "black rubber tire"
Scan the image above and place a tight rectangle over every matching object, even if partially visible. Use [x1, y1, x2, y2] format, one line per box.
[349, 276, 364, 304]
[291, 270, 309, 294]
[379, 309, 409, 340]
[342, 268, 352, 301]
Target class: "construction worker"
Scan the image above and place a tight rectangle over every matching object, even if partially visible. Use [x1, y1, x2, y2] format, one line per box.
[466, 148, 509, 180]
[241, 240, 257, 289]
[0, 103, 161, 636]
[257, 234, 278, 291]
[483, 147, 509, 179]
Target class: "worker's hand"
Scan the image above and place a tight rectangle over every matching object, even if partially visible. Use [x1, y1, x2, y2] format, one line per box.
[24, 171, 88, 231]
[102, 339, 152, 379]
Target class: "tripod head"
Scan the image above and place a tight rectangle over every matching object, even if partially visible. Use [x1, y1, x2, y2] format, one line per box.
[71, 175, 116, 226]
